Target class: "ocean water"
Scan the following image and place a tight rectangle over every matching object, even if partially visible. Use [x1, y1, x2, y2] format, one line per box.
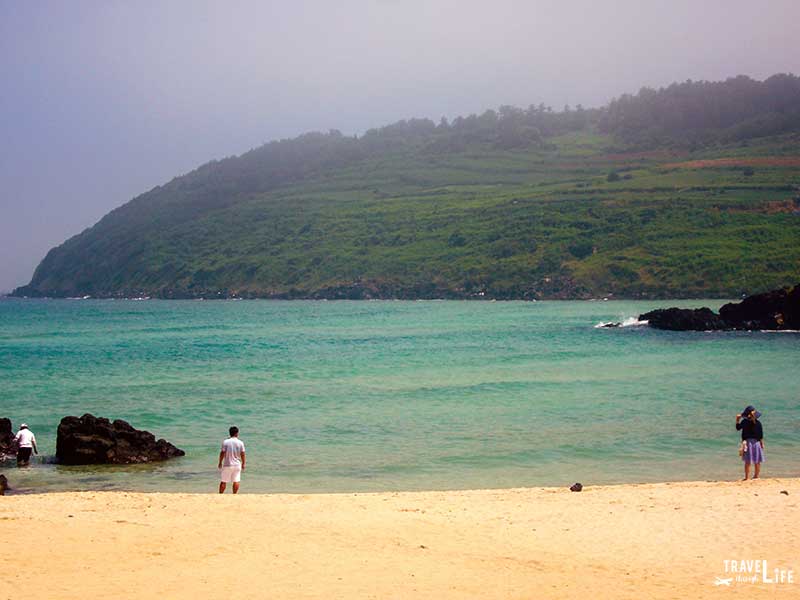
[0, 298, 797, 493]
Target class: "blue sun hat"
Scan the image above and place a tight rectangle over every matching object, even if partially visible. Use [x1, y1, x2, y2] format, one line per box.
[741, 405, 762, 419]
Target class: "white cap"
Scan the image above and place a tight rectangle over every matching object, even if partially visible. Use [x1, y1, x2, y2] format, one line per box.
[20, 423, 28, 429]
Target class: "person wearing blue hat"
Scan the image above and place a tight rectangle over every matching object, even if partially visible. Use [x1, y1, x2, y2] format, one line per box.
[735, 406, 764, 480]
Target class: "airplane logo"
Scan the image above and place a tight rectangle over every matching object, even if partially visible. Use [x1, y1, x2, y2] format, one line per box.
[714, 577, 733, 586]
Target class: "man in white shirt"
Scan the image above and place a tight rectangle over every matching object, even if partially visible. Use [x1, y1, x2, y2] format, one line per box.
[14, 423, 38, 467]
[218, 426, 246, 494]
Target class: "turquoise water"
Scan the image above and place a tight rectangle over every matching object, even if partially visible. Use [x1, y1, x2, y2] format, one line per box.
[0, 298, 797, 493]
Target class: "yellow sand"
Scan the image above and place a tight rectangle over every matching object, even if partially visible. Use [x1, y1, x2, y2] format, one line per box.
[2, 478, 798, 599]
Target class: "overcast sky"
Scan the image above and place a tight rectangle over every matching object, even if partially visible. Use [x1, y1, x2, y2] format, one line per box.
[1, 0, 798, 292]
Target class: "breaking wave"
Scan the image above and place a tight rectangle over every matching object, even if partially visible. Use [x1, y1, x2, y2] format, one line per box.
[594, 316, 649, 329]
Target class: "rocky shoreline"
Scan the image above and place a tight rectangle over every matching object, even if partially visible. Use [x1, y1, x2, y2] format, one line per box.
[56, 414, 185, 465]
[8, 276, 771, 302]
[1, 415, 184, 469]
[0, 418, 16, 461]
[638, 284, 799, 331]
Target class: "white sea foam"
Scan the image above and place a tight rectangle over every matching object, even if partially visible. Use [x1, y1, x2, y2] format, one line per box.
[594, 316, 649, 329]
[624, 316, 648, 327]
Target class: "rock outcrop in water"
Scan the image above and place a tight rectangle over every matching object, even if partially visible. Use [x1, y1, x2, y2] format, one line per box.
[639, 284, 800, 331]
[56, 414, 185, 465]
[0, 418, 15, 459]
[638, 307, 727, 331]
[718, 284, 800, 329]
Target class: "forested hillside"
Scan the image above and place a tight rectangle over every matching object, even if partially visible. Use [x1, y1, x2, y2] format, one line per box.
[600, 74, 800, 146]
[13, 74, 800, 300]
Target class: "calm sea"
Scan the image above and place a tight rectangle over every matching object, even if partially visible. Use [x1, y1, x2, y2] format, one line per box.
[0, 298, 797, 493]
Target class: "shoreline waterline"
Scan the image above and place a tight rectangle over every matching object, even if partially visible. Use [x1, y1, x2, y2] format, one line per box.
[3, 475, 796, 496]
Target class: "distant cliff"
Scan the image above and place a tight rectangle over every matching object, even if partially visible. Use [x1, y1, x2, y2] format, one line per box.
[14, 74, 800, 300]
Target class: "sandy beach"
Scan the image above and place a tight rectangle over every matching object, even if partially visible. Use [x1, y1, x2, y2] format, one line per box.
[1, 478, 797, 599]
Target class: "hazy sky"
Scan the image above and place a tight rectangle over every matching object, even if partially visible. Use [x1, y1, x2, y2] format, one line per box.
[1, 0, 798, 292]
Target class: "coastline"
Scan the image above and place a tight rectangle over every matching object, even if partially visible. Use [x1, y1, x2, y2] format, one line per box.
[4, 292, 737, 301]
[3, 478, 797, 599]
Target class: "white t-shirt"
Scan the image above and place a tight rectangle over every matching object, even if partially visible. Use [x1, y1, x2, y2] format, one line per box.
[15, 429, 36, 448]
[221, 437, 245, 467]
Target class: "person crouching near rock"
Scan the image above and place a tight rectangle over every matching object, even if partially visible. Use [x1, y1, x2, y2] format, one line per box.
[14, 423, 38, 467]
[218, 426, 246, 494]
[736, 406, 764, 480]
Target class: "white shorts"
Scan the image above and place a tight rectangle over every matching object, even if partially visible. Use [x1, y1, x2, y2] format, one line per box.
[220, 466, 242, 483]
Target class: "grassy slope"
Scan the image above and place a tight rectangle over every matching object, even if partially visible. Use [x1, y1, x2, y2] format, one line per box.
[18, 130, 800, 299]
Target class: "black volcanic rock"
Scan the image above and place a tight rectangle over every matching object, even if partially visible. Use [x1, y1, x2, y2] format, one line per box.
[640, 284, 800, 331]
[0, 418, 15, 458]
[718, 284, 800, 330]
[639, 307, 727, 331]
[56, 414, 185, 465]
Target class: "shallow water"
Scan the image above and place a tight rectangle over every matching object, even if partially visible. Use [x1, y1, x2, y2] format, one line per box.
[1, 298, 797, 493]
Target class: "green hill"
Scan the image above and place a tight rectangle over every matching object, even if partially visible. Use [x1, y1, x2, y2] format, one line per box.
[14, 75, 800, 299]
